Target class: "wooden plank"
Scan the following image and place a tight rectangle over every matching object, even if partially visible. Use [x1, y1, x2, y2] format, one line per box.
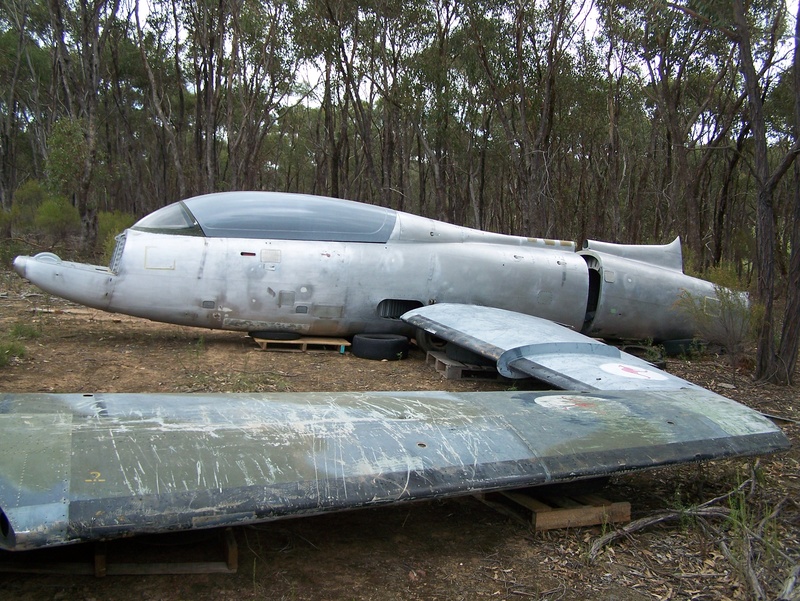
[473, 493, 532, 527]
[571, 493, 614, 507]
[478, 490, 630, 531]
[224, 528, 238, 572]
[500, 490, 553, 513]
[426, 351, 500, 381]
[0, 529, 239, 576]
[94, 542, 107, 577]
[252, 336, 351, 353]
[533, 504, 613, 531]
[537, 493, 584, 509]
[531, 496, 631, 531]
[103, 560, 237, 575]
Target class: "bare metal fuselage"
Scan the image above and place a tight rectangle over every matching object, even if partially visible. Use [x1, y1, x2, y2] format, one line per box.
[13, 193, 718, 342]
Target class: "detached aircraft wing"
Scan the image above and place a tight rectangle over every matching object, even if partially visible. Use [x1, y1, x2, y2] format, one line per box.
[0, 305, 789, 551]
[403, 303, 703, 390]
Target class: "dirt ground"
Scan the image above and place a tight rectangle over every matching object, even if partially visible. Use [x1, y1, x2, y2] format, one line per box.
[1, 268, 798, 601]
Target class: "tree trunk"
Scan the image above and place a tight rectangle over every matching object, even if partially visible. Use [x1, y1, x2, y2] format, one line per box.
[774, 4, 800, 384]
[733, 0, 799, 381]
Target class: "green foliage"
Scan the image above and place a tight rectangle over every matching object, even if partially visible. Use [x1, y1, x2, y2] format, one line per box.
[0, 0, 795, 302]
[46, 117, 88, 198]
[10, 180, 48, 233]
[34, 197, 81, 241]
[98, 210, 136, 259]
[703, 263, 748, 291]
[676, 284, 758, 382]
[0, 341, 26, 368]
[10, 322, 41, 340]
[0, 238, 26, 268]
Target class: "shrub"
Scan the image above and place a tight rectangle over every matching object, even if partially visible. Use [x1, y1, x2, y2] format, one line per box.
[10, 322, 41, 340]
[10, 180, 47, 233]
[98, 210, 136, 259]
[676, 284, 758, 382]
[0, 341, 25, 368]
[34, 197, 81, 242]
[0, 238, 27, 268]
[0, 208, 10, 237]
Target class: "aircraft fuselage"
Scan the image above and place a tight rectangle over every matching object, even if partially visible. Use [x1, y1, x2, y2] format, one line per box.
[13, 192, 720, 342]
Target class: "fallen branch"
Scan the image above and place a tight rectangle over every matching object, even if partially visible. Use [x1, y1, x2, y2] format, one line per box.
[588, 506, 729, 559]
[697, 516, 766, 601]
[698, 474, 755, 508]
[776, 564, 800, 601]
[591, 473, 795, 601]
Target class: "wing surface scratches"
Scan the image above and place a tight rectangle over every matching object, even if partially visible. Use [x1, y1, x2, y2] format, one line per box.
[0, 386, 788, 551]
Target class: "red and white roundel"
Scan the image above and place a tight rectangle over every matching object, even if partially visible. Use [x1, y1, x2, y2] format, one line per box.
[600, 363, 668, 381]
[534, 395, 605, 411]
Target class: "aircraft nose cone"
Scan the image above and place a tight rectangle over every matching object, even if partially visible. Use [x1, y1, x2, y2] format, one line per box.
[12, 255, 28, 279]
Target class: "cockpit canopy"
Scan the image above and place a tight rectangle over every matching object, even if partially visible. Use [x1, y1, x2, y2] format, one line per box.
[131, 192, 398, 242]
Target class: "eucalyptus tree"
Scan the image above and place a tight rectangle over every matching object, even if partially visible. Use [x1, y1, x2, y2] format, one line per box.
[294, 0, 376, 201]
[464, 0, 592, 238]
[134, 0, 188, 203]
[222, 0, 299, 191]
[0, 0, 52, 218]
[291, 0, 347, 198]
[403, 0, 463, 221]
[182, 0, 228, 193]
[46, 0, 123, 250]
[729, 0, 800, 383]
[371, 0, 437, 214]
[597, 0, 746, 269]
[655, 0, 800, 383]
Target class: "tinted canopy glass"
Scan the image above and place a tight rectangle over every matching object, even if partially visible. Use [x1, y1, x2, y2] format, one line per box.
[131, 202, 204, 236]
[133, 192, 397, 242]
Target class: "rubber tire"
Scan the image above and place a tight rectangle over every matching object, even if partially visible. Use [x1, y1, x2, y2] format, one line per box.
[248, 331, 302, 340]
[662, 338, 705, 357]
[445, 343, 495, 367]
[414, 329, 447, 353]
[351, 334, 410, 361]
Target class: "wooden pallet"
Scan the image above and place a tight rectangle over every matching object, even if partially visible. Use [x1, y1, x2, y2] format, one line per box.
[478, 490, 630, 531]
[0, 528, 238, 576]
[252, 336, 351, 353]
[426, 351, 500, 380]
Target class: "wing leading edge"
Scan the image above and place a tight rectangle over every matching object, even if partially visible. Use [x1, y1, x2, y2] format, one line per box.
[403, 303, 708, 391]
[0, 385, 788, 551]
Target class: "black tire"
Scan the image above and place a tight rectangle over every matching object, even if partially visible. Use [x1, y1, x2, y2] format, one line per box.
[248, 331, 302, 340]
[351, 334, 410, 360]
[661, 338, 705, 357]
[445, 342, 495, 367]
[414, 329, 447, 353]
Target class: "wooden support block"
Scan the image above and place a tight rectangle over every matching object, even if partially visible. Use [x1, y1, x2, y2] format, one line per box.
[252, 336, 351, 354]
[94, 542, 107, 577]
[0, 529, 239, 576]
[426, 351, 500, 380]
[477, 489, 630, 531]
[224, 528, 238, 572]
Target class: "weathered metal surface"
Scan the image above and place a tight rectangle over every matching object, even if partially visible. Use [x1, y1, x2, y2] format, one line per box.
[582, 237, 684, 271]
[6, 195, 785, 552]
[14, 191, 717, 342]
[403, 304, 702, 390]
[579, 245, 722, 341]
[0, 388, 787, 551]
